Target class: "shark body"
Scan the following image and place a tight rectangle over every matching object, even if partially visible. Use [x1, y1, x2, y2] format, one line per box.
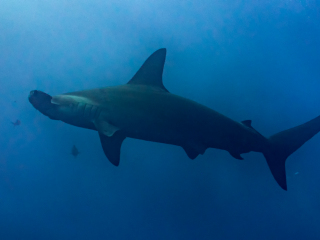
[29, 49, 320, 190]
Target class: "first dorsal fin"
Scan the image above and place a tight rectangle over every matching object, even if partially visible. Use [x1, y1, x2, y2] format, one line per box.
[127, 48, 169, 92]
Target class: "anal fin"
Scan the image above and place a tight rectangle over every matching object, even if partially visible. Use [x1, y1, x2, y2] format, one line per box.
[182, 146, 199, 160]
[98, 131, 126, 166]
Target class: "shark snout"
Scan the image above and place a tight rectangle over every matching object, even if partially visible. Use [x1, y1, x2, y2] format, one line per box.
[28, 90, 41, 104]
[28, 90, 54, 112]
[29, 90, 38, 97]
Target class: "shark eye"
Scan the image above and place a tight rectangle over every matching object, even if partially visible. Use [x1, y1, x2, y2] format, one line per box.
[30, 90, 38, 96]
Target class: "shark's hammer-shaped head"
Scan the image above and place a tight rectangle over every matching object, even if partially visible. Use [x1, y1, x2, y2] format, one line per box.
[29, 90, 99, 129]
[29, 90, 59, 119]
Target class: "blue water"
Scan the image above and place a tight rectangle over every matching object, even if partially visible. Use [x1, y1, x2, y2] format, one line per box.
[1, 1, 320, 239]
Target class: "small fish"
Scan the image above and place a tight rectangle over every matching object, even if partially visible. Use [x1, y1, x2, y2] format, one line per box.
[71, 145, 80, 157]
[11, 119, 21, 126]
[294, 172, 299, 175]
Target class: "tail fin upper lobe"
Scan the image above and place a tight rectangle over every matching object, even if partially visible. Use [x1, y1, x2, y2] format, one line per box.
[263, 115, 320, 190]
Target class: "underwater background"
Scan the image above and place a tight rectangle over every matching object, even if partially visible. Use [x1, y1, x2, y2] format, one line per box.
[1, 0, 320, 239]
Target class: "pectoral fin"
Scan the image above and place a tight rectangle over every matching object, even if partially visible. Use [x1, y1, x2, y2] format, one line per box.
[98, 132, 126, 166]
[94, 119, 119, 137]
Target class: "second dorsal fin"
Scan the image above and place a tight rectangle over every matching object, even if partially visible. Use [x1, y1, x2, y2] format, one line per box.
[127, 48, 169, 92]
[241, 120, 252, 128]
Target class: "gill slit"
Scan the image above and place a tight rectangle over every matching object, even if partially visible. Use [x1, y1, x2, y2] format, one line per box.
[81, 103, 86, 117]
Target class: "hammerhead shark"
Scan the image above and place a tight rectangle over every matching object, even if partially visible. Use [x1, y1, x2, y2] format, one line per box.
[28, 48, 320, 190]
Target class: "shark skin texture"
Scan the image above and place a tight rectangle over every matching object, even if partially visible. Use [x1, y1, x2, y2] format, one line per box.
[29, 48, 320, 190]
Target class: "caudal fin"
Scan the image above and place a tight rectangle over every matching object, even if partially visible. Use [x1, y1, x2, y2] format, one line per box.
[263, 115, 320, 190]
